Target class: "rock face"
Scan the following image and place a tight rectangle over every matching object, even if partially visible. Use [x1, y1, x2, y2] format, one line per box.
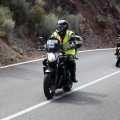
[0, 0, 120, 66]
[45, 0, 77, 13]
[95, 14, 106, 29]
[116, 25, 120, 34]
[55, 0, 77, 13]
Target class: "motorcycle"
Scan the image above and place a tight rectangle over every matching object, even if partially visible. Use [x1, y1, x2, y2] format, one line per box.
[39, 36, 82, 99]
[116, 47, 120, 67]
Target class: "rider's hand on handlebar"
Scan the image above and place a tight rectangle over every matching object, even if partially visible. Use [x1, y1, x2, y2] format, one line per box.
[63, 45, 72, 50]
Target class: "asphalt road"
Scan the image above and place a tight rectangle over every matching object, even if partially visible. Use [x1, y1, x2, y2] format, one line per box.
[0, 49, 120, 120]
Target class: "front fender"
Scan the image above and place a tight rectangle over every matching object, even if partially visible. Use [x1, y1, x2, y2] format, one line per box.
[45, 68, 53, 73]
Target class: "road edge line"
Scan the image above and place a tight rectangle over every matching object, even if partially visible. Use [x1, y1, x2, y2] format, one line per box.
[0, 48, 115, 69]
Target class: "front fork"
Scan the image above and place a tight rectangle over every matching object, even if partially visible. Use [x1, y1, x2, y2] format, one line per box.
[43, 65, 58, 88]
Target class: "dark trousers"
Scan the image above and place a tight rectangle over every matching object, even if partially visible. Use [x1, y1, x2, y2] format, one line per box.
[66, 55, 76, 80]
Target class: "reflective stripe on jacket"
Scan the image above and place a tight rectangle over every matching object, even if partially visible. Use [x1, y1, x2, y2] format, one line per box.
[52, 30, 76, 56]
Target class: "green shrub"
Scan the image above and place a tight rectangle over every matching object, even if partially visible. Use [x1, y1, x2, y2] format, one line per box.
[4, 0, 45, 37]
[35, 12, 83, 39]
[55, 6, 63, 16]
[35, 0, 45, 5]
[16, 25, 24, 38]
[36, 13, 58, 39]
[31, 4, 45, 23]
[115, 4, 120, 14]
[80, 0, 89, 6]
[0, 0, 9, 6]
[0, 6, 15, 38]
[8, 0, 30, 23]
[107, 14, 114, 25]
[63, 14, 83, 34]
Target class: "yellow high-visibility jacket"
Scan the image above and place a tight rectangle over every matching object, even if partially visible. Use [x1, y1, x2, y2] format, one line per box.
[52, 30, 76, 56]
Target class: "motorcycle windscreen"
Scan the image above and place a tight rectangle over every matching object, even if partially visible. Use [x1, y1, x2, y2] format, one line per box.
[46, 39, 60, 52]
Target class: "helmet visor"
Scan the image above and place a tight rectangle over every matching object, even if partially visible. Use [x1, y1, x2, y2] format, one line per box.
[56, 25, 64, 33]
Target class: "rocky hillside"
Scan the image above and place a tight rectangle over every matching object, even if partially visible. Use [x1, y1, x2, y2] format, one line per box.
[0, 0, 120, 66]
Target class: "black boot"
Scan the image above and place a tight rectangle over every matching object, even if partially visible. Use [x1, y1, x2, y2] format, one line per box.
[69, 69, 78, 83]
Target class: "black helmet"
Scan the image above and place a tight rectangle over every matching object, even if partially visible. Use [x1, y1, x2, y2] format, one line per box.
[56, 20, 68, 36]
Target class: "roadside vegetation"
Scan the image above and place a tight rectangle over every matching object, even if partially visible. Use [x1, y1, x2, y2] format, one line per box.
[0, 0, 120, 41]
[0, 6, 15, 39]
[0, 0, 120, 66]
[0, 0, 83, 41]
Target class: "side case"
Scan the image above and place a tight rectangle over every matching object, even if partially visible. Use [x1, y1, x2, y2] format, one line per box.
[75, 35, 83, 48]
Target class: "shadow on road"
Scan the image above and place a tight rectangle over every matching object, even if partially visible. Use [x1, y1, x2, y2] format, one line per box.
[54, 90, 106, 105]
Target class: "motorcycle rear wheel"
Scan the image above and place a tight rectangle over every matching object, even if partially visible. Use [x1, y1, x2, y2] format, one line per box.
[43, 73, 55, 99]
[62, 80, 73, 92]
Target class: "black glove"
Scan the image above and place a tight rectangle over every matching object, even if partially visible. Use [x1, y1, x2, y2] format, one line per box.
[68, 35, 75, 42]
[63, 45, 72, 50]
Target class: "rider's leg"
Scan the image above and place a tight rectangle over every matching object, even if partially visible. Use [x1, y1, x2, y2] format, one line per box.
[67, 55, 78, 83]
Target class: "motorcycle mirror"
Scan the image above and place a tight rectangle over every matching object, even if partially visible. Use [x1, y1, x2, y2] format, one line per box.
[39, 37, 44, 40]
[38, 37, 45, 44]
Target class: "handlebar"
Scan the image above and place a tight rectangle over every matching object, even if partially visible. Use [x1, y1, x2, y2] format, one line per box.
[63, 45, 72, 51]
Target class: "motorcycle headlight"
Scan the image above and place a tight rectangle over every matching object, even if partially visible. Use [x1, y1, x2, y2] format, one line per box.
[47, 53, 56, 62]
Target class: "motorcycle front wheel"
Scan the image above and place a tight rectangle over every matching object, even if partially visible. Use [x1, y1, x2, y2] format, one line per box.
[43, 73, 55, 99]
[116, 56, 120, 67]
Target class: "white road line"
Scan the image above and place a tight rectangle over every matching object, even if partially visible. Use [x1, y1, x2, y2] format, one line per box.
[1, 70, 120, 120]
[77, 48, 115, 53]
[0, 58, 45, 69]
[0, 48, 115, 69]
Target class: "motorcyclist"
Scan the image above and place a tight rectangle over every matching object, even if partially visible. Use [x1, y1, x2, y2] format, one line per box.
[114, 34, 120, 55]
[49, 20, 83, 83]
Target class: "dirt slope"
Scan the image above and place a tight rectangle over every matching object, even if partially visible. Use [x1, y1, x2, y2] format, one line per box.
[0, 0, 120, 66]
